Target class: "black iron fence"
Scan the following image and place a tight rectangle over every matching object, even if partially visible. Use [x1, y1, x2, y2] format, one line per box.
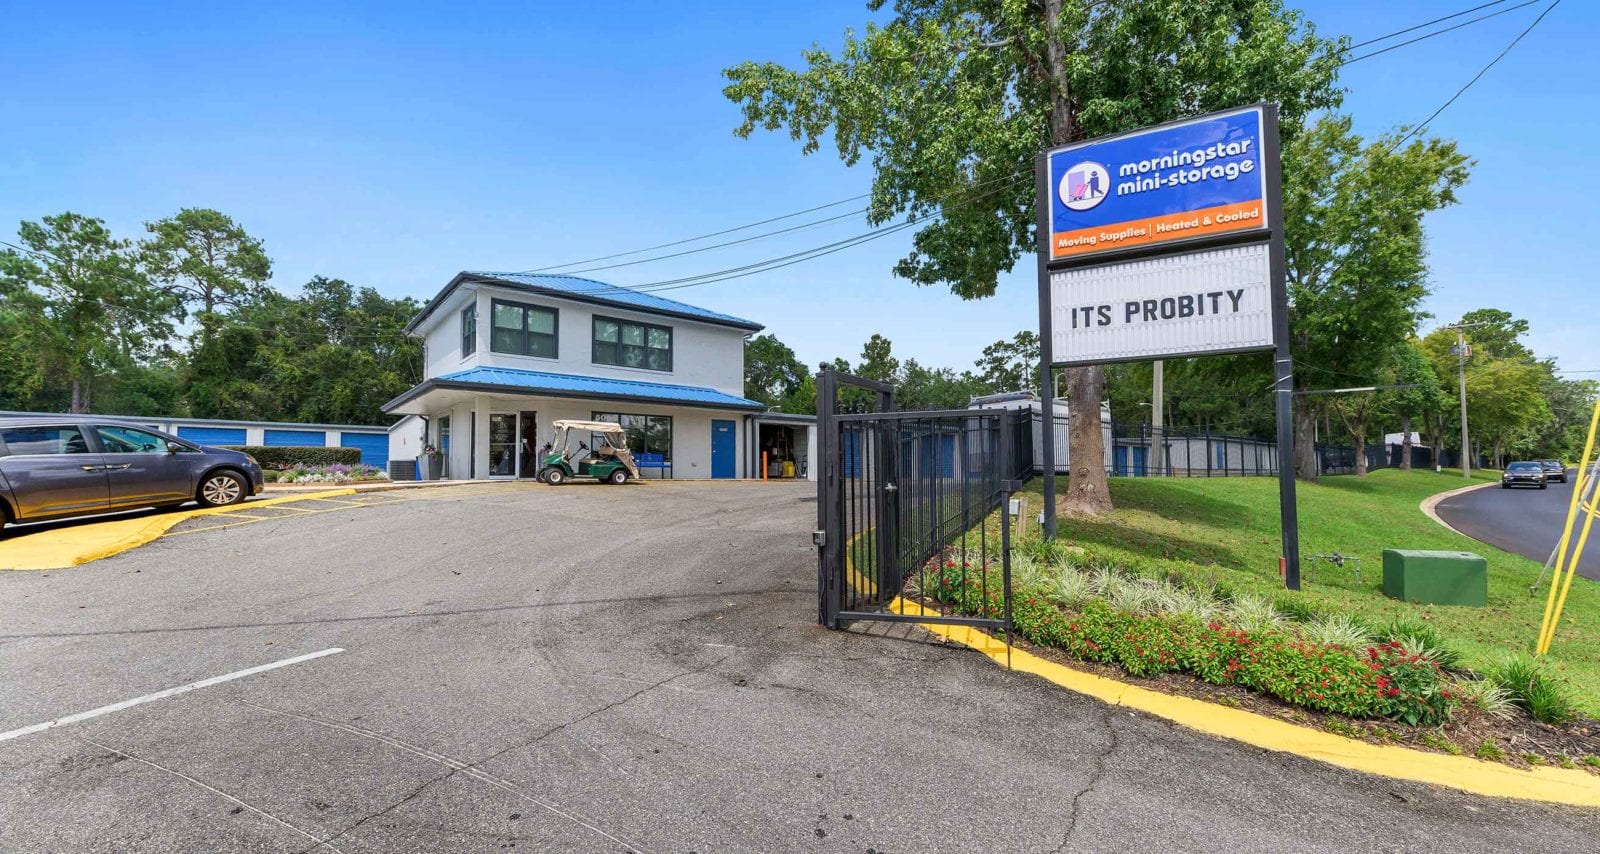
[816, 369, 1032, 630]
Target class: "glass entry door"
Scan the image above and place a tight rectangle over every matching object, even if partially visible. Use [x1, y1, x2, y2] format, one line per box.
[489, 414, 516, 477]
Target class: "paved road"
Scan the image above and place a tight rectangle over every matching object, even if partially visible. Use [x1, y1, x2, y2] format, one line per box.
[1435, 474, 1599, 581]
[2, 481, 1596, 852]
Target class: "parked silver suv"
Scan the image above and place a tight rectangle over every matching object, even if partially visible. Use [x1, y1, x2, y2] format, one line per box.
[0, 416, 264, 530]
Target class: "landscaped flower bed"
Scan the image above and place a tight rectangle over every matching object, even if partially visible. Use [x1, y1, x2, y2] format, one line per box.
[262, 463, 389, 484]
[914, 545, 1600, 767]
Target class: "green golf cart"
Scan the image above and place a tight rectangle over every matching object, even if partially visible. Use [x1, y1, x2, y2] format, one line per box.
[538, 419, 641, 485]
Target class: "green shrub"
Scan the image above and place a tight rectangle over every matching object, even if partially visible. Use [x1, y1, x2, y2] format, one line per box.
[1474, 740, 1505, 761]
[222, 445, 363, 467]
[1364, 642, 1457, 726]
[1488, 656, 1579, 725]
[1376, 617, 1463, 670]
[1273, 595, 1322, 624]
[261, 470, 280, 484]
[1301, 614, 1372, 649]
[1451, 677, 1516, 719]
[1583, 755, 1600, 768]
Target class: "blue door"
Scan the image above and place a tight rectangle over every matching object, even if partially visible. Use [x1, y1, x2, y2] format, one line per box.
[338, 432, 389, 468]
[264, 429, 324, 447]
[176, 426, 246, 447]
[710, 419, 735, 479]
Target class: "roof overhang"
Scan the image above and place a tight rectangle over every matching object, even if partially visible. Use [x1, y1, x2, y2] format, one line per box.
[381, 378, 767, 416]
[403, 272, 765, 336]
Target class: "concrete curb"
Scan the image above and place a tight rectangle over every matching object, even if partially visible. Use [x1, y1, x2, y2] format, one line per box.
[892, 597, 1600, 807]
[1420, 479, 1500, 538]
[0, 489, 358, 571]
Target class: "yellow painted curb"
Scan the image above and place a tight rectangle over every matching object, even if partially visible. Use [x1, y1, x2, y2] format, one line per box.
[0, 489, 357, 571]
[894, 598, 1600, 808]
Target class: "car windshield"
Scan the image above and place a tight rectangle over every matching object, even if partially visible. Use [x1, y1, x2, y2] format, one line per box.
[1508, 463, 1540, 471]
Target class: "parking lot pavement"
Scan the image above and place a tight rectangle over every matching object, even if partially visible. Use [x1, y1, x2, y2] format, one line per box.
[2, 480, 1598, 852]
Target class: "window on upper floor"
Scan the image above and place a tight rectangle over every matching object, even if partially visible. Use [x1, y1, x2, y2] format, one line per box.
[490, 299, 558, 358]
[460, 303, 477, 356]
[593, 315, 672, 372]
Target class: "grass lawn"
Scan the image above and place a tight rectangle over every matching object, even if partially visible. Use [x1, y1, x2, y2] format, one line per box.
[1022, 468, 1600, 716]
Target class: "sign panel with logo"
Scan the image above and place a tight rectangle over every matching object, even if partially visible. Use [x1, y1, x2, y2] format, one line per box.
[1037, 104, 1280, 367]
[1046, 105, 1269, 263]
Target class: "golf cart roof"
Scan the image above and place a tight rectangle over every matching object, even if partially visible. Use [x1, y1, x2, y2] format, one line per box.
[552, 419, 627, 434]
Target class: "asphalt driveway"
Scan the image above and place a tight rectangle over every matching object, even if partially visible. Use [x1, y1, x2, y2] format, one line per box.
[2, 480, 1596, 852]
[1435, 473, 1599, 581]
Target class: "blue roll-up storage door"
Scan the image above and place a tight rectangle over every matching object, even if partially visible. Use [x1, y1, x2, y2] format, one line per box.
[264, 429, 325, 447]
[338, 432, 389, 468]
[176, 426, 247, 447]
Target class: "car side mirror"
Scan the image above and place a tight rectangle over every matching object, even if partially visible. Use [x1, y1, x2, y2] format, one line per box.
[166, 442, 183, 454]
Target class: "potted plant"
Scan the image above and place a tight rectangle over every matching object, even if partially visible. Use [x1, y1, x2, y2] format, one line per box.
[420, 444, 443, 480]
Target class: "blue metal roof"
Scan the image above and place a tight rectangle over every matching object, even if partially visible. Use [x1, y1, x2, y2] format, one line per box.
[384, 366, 765, 412]
[416, 271, 762, 331]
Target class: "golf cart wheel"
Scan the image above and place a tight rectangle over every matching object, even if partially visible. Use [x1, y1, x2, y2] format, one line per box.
[198, 470, 247, 507]
[607, 469, 628, 485]
[545, 468, 567, 485]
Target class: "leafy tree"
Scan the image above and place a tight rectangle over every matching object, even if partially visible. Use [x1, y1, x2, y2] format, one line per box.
[899, 359, 989, 410]
[0, 271, 53, 410]
[142, 208, 273, 415]
[1464, 359, 1550, 468]
[725, 0, 1344, 513]
[975, 331, 1040, 395]
[1284, 116, 1470, 479]
[0, 213, 175, 412]
[1457, 308, 1532, 361]
[142, 208, 271, 325]
[744, 333, 809, 410]
[856, 333, 900, 384]
[1380, 340, 1445, 471]
[192, 276, 421, 423]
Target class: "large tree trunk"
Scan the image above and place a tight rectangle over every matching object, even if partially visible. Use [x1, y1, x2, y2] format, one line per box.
[1044, 0, 1111, 517]
[1353, 429, 1368, 476]
[1294, 402, 1319, 480]
[1063, 365, 1113, 515]
[1400, 415, 1413, 472]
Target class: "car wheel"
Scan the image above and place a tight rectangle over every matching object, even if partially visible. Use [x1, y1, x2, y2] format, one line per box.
[545, 468, 567, 485]
[607, 469, 628, 485]
[1501, 483, 1509, 489]
[1540, 483, 1548, 489]
[197, 471, 247, 507]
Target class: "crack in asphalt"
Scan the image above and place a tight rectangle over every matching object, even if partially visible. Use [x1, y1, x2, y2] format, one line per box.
[278, 655, 729, 854]
[0, 587, 795, 641]
[1055, 706, 1120, 853]
[79, 737, 347, 854]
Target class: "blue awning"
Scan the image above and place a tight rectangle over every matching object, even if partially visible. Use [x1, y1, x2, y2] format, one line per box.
[382, 366, 765, 414]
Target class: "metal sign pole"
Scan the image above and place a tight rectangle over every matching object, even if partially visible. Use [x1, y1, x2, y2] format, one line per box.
[1034, 151, 1058, 539]
[1261, 104, 1301, 589]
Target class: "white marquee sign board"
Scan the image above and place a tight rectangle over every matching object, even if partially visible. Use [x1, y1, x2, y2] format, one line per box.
[1049, 242, 1272, 365]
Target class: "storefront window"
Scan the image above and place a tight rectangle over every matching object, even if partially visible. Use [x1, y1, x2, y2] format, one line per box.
[592, 412, 671, 468]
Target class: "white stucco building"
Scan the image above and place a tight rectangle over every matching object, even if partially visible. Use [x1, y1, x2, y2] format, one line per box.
[383, 271, 811, 481]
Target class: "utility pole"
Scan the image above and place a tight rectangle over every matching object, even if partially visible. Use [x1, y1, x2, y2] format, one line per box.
[1151, 360, 1165, 476]
[1443, 321, 1489, 478]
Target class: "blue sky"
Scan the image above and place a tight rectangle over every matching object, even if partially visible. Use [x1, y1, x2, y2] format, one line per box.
[2, 0, 1594, 377]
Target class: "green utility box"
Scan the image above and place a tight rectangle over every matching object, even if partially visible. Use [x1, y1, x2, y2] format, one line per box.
[1382, 549, 1488, 607]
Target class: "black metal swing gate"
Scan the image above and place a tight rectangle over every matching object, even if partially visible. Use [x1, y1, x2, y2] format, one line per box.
[813, 367, 1032, 632]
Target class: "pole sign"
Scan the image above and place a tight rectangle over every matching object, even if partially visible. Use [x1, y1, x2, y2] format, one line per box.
[1040, 104, 1280, 367]
[1033, 102, 1301, 589]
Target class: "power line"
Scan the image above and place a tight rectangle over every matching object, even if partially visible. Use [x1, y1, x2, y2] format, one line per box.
[1385, 0, 1561, 152]
[1341, 0, 1542, 65]
[1345, 0, 1515, 50]
[493, 2, 1552, 293]
[513, 192, 872, 274]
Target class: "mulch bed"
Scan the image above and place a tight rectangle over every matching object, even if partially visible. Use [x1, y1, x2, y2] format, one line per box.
[904, 595, 1600, 770]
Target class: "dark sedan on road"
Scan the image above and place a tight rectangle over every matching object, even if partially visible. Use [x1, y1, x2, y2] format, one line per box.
[0, 416, 264, 530]
[1538, 460, 1568, 483]
[1502, 461, 1548, 489]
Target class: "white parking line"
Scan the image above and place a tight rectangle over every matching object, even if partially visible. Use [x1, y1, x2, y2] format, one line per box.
[0, 648, 344, 743]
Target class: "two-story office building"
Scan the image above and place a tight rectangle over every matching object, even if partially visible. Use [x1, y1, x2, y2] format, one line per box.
[381, 271, 784, 480]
